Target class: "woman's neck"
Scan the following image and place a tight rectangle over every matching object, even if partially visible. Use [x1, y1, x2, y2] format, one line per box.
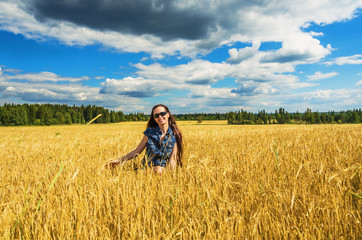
[158, 123, 169, 134]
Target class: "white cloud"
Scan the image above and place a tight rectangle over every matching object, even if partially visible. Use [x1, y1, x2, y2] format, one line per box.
[132, 58, 316, 97]
[99, 77, 181, 98]
[131, 56, 317, 98]
[302, 89, 357, 101]
[0, 68, 141, 110]
[0, 71, 89, 82]
[2, 65, 358, 113]
[308, 31, 324, 37]
[356, 80, 362, 86]
[307, 71, 339, 81]
[1, 81, 99, 102]
[250, 88, 362, 112]
[325, 54, 362, 65]
[99, 60, 234, 98]
[261, 35, 331, 63]
[188, 86, 237, 99]
[5, 86, 15, 92]
[134, 60, 233, 85]
[1, 0, 361, 59]
[254, 83, 278, 95]
[227, 41, 260, 64]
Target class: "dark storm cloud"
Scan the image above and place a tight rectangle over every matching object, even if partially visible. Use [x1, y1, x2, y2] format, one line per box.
[262, 52, 316, 63]
[185, 79, 212, 85]
[99, 86, 156, 98]
[26, 0, 216, 40]
[116, 90, 155, 98]
[231, 87, 256, 96]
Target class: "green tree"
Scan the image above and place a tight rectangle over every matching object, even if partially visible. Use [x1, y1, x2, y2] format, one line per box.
[1, 109, 11, 126]
[104, 110, 111, 123]
[294, 111, 301, 121]
[64, 113, 72, 124]
[313, 112, 321, 124]
[28, 104, 37, 125]
[285, 111, 291, 124]
[249, 113, 255, 124]
[44, 109, 53, 126]
[227, 112, 236, 124]
[320, 113, 327, 123]
[197, 115, 203, 124]
[350, 111, 360, 123]
[17, 106, 28, 125]
[304, 108, 313, 124]
[9, 108, 21, 126]
[34, 119, 42, 125]
[55, 112, 64, 124]
[70, 109, 78, 123]
[118, 112, 125, 122]
[85, 105, 93, 122]
[262, 112, 268, 124]
[111, 111, 117, 123]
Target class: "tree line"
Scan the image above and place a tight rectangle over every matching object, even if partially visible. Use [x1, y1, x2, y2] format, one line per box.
[0, 103, 360, 126]
[226, 108, 361, 124]
[0, 103, 148, 126]
[174, 112, 227, 121]
[0, 103, 230, 126]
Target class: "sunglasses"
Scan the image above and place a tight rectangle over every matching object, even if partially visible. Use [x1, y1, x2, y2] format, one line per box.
[154, 111, 167, 119]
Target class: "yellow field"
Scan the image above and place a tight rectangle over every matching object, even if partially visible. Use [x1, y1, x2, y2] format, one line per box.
[0, 121, 361, 239]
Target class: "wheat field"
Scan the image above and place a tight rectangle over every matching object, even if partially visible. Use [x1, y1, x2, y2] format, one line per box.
[0, 121, 361, 239]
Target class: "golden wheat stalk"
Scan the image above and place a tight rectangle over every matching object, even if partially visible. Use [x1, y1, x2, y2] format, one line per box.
[86, 114, 102, 125]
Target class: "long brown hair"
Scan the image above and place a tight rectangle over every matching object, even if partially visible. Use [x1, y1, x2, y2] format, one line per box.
[146, 104, 183, 166]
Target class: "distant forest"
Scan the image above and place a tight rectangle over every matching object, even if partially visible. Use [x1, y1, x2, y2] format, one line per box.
[0, 103, 360, 126]
[226, 108, 361, 125]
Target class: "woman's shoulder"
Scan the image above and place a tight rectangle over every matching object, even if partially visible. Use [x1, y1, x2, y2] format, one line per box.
[143, 126, 159, 136]
[166, 126, 175, 136]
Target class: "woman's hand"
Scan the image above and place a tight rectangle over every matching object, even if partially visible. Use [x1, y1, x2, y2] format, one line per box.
[105, 158, 121, 168]
[105, 135, 148, 169]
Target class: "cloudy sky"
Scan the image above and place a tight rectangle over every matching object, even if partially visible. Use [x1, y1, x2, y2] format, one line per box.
[0, 0, 361, 113]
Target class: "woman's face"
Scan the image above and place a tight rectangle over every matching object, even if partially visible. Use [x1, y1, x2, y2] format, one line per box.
[153, 106, 169, 126]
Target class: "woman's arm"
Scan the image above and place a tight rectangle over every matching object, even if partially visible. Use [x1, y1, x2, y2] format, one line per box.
[169, 143, 178, 170]
[106, 135, 148, 167]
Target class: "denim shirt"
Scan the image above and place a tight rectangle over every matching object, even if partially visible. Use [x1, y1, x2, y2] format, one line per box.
[142, 126, 176, 167]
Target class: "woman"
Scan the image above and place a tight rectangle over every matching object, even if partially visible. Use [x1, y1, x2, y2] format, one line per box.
[106, 104, 183, 174]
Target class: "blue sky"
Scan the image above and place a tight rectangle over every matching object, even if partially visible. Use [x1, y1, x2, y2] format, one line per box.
[0, 0, 361, 113]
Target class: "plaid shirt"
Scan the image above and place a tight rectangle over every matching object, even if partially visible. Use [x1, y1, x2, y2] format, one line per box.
[142, 126, 176, 167]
